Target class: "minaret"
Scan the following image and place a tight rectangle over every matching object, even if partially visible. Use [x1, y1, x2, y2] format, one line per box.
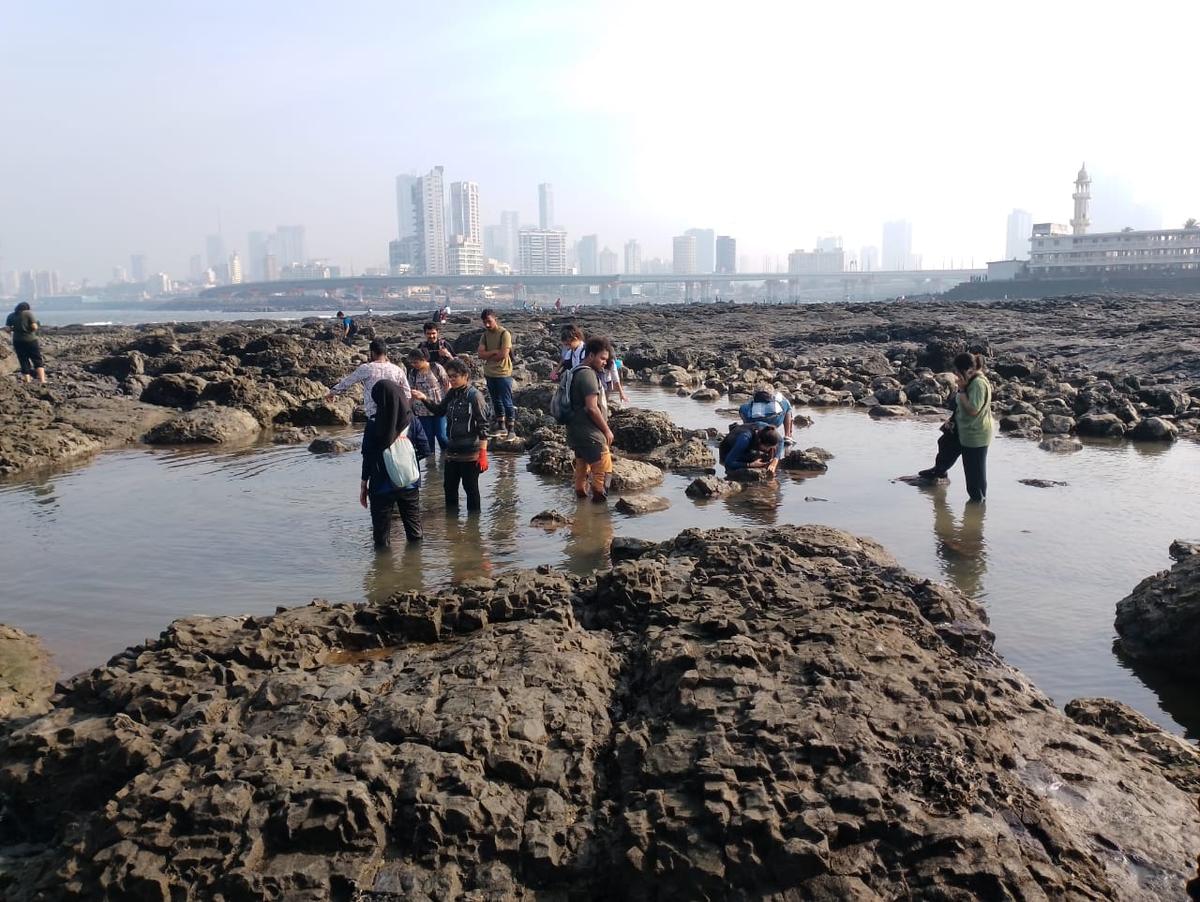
[1071, 163, 1091, 235]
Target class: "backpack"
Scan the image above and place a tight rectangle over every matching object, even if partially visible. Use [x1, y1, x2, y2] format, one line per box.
[718, 423, 762, 466]
[551, 365, 587, 424]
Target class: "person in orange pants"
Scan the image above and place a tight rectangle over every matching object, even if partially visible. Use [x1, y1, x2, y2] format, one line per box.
[565, 336, 616, 502]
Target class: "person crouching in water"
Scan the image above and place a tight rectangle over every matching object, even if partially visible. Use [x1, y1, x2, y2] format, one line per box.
[722, 423, 781, 478]
[740, 384, 793, 464]
[360, 380, 429, 548]
[918, 352, 993, 502]
[568, 337, 616, 502]
[410, 359, 490, 512]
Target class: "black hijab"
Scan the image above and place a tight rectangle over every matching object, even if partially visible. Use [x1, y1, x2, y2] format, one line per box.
[370, 380, 411, 449]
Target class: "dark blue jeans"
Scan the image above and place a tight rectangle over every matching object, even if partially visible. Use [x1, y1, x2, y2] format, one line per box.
[419, 415, 448, 450]
[961, 445, 988, 501]
[485, 376, 514, 420]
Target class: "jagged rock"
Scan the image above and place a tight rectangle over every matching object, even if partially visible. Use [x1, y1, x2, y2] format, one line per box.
[690, 388, 719, 401]
[524, 426, 566, 450]
[868, 404, 908, 418]
[614, 495, 671, 516]
[1169, 540, 1200, 561]
[280, 397, 356, 428]
[488, 433, 526, 453]
[1115, 551, 1200, 678]
[1039, 436, 1083, 453]
[513, 383, 555, 415]
[659, 366, 697, 388]
[0, 625, 56, 719]
[1019, 478, 1068, 488]
[144, 407, 261, 445]
[609, 458, 664, 491]
[0, 525, 1196, 899]
[527, 442, 575, 477]
[803, 446, 834, 461]
[1077, 411, 1126, 437]
[1130, 416, 1179, 442]
[608, 409, 683, 453]
[897, 473, 950, 486]
[780, 450, 830, 472]
[271, 426, 318, 445]
[123, 331, 180, 357]
[531, 509, 573, 528]
[89, 351, 145, 380]
[139, 373, 208, 409]
[642, 438, 715, 470]
[200, 376, 292, 426]
[685, 476, 743, 498]
[1040, 414, 1076, 434]
[308, 438, 351, 454]
[609, 536, 659, 561]
[873, 387, 907, 406]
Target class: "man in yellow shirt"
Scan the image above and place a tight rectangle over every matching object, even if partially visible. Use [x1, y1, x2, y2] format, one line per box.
[476, 308, 515, 436]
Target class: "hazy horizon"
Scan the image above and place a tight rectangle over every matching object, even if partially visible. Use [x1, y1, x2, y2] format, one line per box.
[3, 0, 1199, 283]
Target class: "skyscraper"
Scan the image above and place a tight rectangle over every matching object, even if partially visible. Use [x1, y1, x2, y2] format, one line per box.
[685, 228, 715, 273]
[500, 211, 520, 266]
[715, 236, 736, 274]
[673, 235, 697, 274]
[1005, 209, 1032, 260]
[413, 166, 447, 275]
[449, 181, 481, 245]
[275, 225, 307, 266]
[577, 234, 599, 275]
[188, 255, 204, 281]
[599, 247, 618, 275]
[448, 235, 484, 276]
[395, 174, 418, 239]
[205, 234, 225, 269]
[483, 225, 506, 261]
[518, 229, 567, 275]
[228, 252, 243, 284]
[247, 231, 269, 282]
[882, 220, 913, 270]
[130, 254, 147, 283]
[624, 239, 642, 275]
[538, 183, 555, 230]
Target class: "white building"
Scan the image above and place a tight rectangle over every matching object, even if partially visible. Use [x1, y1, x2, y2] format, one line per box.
[449, 181, 481, 245]
[500, 211, 520, 266]
[624, 239, 642, 275]
[275, 225, 306, 267]
[395, 174, 417, 239]
[448, 235, 484, 276]
[788, 248, 845, 274]
[1029, 224, 1200, 277]
[538, 183, 555, 230]
[882, 220, 913, 270]
[577, 234, 599, 275]
[1005, 209, 1032, 260]
[599, 246, 619, 275]
[413, 166, 447, 275]
[672, 235, 696, 274]
[518, 228, 568, 275]
[685, 228, 715, 273]
[228, 251, 243, 284]
[860, 245, 880, 272]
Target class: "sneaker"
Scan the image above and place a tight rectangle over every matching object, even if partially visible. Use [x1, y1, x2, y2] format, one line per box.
[917, 468, 943, 479]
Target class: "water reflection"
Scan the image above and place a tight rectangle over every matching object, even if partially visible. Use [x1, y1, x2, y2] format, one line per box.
[729, 479, 784, 526]
[363, 542, 426, 604]
[563, 503, 614, 575]
[446, 513, 495, 584]
[1113, 647, 1200, 742]
[930, 491, 988, 601]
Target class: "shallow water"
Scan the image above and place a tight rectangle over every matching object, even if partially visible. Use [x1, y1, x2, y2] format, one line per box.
[2, 385, 1198, 739]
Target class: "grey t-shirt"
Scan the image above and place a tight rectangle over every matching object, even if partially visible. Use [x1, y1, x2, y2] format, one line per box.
[6, 310, 37, 343]
[566, 366, 607, 455]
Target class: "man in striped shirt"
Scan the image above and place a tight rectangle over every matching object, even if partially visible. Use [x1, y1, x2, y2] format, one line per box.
[326, 339, 411, 418]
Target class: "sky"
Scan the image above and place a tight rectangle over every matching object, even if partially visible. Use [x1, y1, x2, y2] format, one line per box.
[3, 0, 1200, 283]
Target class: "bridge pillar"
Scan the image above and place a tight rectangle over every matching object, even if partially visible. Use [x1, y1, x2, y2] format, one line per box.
[514, 283, 526, 303]
[700, 280, 711, 301]
[787, 278, 799, 302]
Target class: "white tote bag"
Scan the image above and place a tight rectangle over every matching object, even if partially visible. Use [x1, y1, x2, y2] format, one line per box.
[381, 427, 419, 489]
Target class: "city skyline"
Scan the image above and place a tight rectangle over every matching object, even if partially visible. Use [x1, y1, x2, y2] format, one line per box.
[3, 3, 1198, 284]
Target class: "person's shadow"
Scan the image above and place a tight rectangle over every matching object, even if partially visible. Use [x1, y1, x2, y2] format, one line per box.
[930, 490, 988, 601]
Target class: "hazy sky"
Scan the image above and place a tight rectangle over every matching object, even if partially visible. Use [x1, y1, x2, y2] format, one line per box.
[3, 0, 1199, 282]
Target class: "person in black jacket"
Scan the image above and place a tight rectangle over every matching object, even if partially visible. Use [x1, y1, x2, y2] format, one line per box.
[360, 379, 429, 548]
[410, 358, 489, 512]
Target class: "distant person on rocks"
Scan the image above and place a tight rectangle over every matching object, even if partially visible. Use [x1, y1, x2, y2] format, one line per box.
[335, 311, 358, 345]
[566, 336, 616, 502]
[477, 308, 515, 436]
[555, 297, 563, 312]
[721, 423, 780, 477]
[919, 353, 993, 502]
[554, 324, 585, 380]
[326, 338, 410, 421]
[4, 302, 45, 384]
[410, 358, 490, 512]
[740, 385, 794, 461]
[360, 380, 428, 548]
[406, 348, 449, 451]
[602, 354, 628, 405]
[421, 322, 455, 362]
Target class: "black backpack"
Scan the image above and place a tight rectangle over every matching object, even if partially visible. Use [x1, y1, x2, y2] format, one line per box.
[718, 423, 762, 465]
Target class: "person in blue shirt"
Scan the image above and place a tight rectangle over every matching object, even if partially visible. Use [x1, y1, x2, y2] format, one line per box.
[739, 386, 793, 462]
[722, 424, 780, 476]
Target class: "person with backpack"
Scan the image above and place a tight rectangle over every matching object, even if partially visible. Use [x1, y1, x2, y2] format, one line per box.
[477, 308, 515, 437]
[421, 322, 455, 362]
[360, 380, 430, 548]
[917, 352, 994, 502]
[739, 384, 794, 461]
[720, 423, 780, 477]
[553, 324, 585, 381]
[559, 336, 615, 502]
[405, 347, 450, 452]
[410, 358, 490, 512]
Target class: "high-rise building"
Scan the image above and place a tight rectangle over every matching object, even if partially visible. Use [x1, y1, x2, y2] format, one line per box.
[518, 228, 568, 275]
[188, 255, 204, 281]
[624, 239, 642, 275]
[448, 235, 484, 276]
[599, 247, 619, 275]
[1005, 209, 1032, 260]
[538, 183, 555, 230]
[247, 231, 269, 281]
[112, 266, 128, 284]
[673, 235, 697, 275]
[483, 225, 506, 261]
[263, 254, 279, 282]
[413, 167, 447, 275]
[500, 211, 520, 266]
[146, 273, 171, 295]
[685, 228, 716, 273]
[882, 220, 913, 270]
[860, 246, 880, 272]
[33, 270, 59, 297]
[275, 225, 307, 266]
[816, 235, 842, 253]
[18, 271, 35, 300]
[577, 234, 599, 275]
[395, 174, 418, 239]
[130, 254, 147, 283]
[449, 181, 481, 245]
[1, 271, 19, 296]
[205, 234, 225, 269]
[715, 236, 736, 274]
[229, 252, 243, 284]
[788, 248, 844, 273]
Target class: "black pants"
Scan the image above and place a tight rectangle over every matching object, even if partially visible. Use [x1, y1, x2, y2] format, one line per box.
[961, 445, 988, 501]
[933, 428, 962, 475]
[369, 487, 422, 547]
[444, 459, 481, 511]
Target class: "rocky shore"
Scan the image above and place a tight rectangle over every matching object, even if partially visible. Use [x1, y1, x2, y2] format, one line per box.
[3, 293, 1199, 478]
[1, 524, 1197, 899]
